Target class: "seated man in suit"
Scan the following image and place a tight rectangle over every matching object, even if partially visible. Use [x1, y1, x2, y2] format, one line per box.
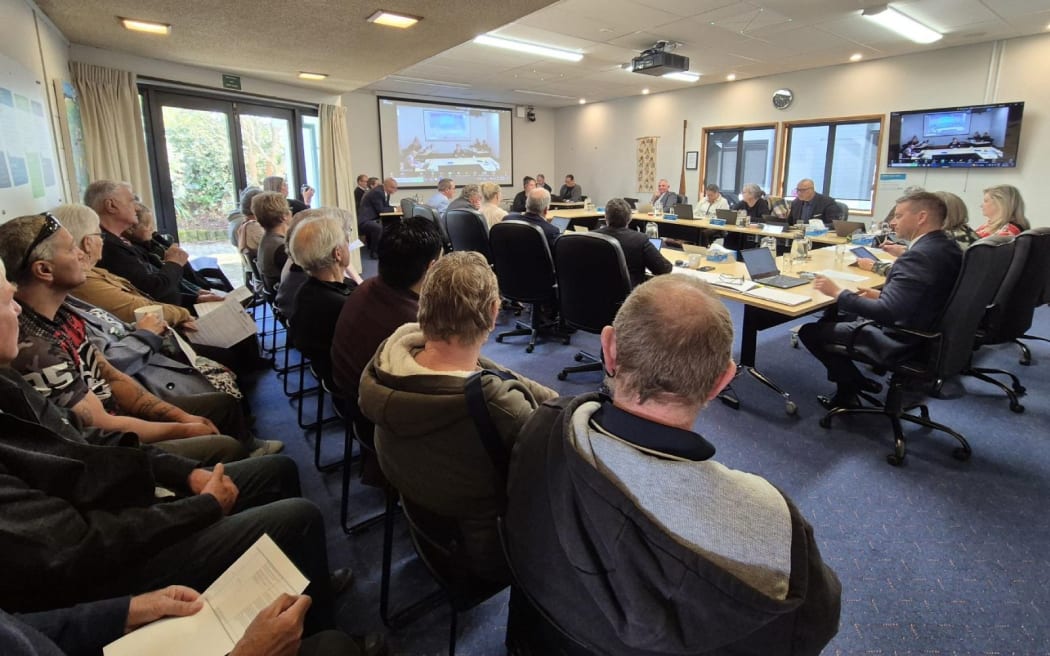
[505, 274, 842, 654]
[509, 176, 535, 213]
[535, 173, 552, 192]
[426, 178, 455, 213]
[354, 173, 370, 211]
[504, 187, 560, 252]
[595, 198, 672, 287]
[558, 174, 583, 202]
[444, 183, 482, 215]
[358, 177, 398, 257]
[649, 178, 682, 211]
[799, 191, 963, 410]
[788, 179, 842, 227]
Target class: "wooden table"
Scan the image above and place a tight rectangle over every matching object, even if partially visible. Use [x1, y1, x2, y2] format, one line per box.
[550, 208, 847, 247]
[549, 201, 586, 210]
[661, 246, 890, 413]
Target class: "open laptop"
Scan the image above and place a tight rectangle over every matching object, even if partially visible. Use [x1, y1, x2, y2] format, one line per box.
[715, 208, 738, 224]
[551, 217, 571, 232]
[636, 202, 654, 214]
[673, 204, 693, 219]
[550, 194, 565, 202]
[833, 219, 866, 237]
[740, 248, 809, 289]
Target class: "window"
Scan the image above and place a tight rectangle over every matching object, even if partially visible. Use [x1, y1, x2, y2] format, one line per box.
[781, 116, 882, 213]
[702, 125, 777, 199]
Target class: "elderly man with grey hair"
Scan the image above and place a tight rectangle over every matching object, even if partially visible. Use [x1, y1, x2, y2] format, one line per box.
[505, 274, 842, 654]
[286, 209, 360, 383]
[505, 186, 559, 251]
[594, 198, 672, 287]
[444, 183, 482, 215]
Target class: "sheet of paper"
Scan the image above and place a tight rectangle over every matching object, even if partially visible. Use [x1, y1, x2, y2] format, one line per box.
[746, 287, 810, 306]
[104, 535, 308, 656]
[227, 286, 253, 304]
[348, 239, 364, 252]
[763, 225, 784, 234]
[673, 268, 759, 292]
[170, 328, 200, 364]
[816, 269, 868, 282]
[193, 301, 223, 316]
[185, 298, 257, 348]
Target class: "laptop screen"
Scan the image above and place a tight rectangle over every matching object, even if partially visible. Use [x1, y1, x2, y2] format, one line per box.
[649, 237, 663, 250]
[551, 217, 570, 232]
[740, 247, 780, 279]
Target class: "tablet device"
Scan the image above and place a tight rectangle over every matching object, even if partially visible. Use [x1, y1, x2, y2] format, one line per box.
[649, 237, 664, 250]
[851, 246, 878, 261]
[551, 217, 570, 232]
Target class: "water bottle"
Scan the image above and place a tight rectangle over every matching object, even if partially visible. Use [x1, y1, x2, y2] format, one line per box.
[792, 235, 812, 261]
[761, 235, 777, 256]
[645, 222, 660, 239]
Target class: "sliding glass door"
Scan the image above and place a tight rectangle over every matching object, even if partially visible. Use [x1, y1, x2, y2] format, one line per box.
[141, 87, 314, 283]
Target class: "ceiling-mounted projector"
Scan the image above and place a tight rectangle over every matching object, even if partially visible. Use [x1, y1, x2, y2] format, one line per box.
[631, 41, 689, 76]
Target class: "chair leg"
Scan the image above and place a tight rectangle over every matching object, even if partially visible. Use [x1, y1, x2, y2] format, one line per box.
[340, 427, 386, 535]
[557, 350, 602, 381]
[379, 494, 444, 630]
[311, 386, 343, 472]
[448, 609, 458, 656]
[965, 367, 1026, 413]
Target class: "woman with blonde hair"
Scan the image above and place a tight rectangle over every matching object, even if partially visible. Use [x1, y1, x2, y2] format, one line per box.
[479, 181, 507, 228]
[977, 184, 1030, 238]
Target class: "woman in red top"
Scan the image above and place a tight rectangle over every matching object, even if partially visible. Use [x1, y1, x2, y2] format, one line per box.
[976, 184, 1030, 238]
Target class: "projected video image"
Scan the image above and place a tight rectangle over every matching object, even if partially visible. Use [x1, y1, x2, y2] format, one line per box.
[887, 102, 1024, 169]
[379, 97, 513, 187]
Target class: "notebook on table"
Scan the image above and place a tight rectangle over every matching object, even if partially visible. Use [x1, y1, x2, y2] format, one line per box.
[740, 248, 808, 289]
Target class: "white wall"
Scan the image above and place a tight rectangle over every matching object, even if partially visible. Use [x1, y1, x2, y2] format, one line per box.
[553, 34, 1050, 227]
[342, 90, 555, 204]
[0, 0, 70, 217]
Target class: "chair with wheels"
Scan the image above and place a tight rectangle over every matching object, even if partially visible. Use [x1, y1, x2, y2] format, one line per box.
[835, 200, 850, 221]
[413, 204, 454, 253]
[400, 197, 417, 216]
[553, 233, 631, 380]
[965, 228, 1050, 407]
[489, 220, 563, 353]
[819, 239, 1015, 465]
[442, 209, 492, 262]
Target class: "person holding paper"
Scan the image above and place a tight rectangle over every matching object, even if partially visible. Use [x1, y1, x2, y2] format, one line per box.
[0, 258, 348, 641]
[0, 214, 280, 460]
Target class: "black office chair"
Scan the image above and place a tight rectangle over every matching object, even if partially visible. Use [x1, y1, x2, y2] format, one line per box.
[489, 220, 563, 353]
[443, 209, 492, 262]
[400, 197, 417, 216]
[553, 233, 631, 380]
[398, 496, 508, 655]
[835, 201, 850, 221]
[965, 228, 1050, 408]
[623, 197, 638, 209]
[414, 204, 453, 253]
[819, 239, 1015, 465]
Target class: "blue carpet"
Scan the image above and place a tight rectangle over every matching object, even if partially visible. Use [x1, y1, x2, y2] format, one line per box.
[247, 261, 1050, 654]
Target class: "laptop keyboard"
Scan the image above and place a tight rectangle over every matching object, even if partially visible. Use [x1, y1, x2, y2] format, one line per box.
[760, 274, 807, 288]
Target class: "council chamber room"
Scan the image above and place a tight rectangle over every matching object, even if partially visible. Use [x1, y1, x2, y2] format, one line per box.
[2, 0, 1049, 654]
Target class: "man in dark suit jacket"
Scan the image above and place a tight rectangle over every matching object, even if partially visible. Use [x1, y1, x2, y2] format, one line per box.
[788, 179, 842, 227]
[358, 177, 398, 256]
[595, 198, 672, 287]
[559, 174, 583, 202]
[510, 176, 535, 213]
[650, 178, 683, 211]
[799, 191, 962, 409]
[536, 173, 552, 192]
[504, 187, 559, 252]
[354, 173, 369, 210]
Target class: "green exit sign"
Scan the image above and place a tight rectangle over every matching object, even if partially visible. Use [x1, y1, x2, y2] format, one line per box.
[222, 74, 241, 90]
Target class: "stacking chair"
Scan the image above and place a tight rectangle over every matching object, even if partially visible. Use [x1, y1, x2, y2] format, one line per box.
[819, 239, 1015, 465]
[553, 233, 632, 380]
[332, 394, 387, 535]
[442, 209, 492, 262]
[286, 319, 342, 471]
[489, 220, 563, 353]
[398, 497, 508, 656]
[965, 228, 1050, 408]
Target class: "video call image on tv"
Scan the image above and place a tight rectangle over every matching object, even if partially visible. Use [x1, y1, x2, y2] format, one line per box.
[887, 101, 1024, 169]
[378, 97, 513, 187]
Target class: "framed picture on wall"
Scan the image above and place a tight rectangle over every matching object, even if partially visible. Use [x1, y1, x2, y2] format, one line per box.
[685, 150, 698, 170]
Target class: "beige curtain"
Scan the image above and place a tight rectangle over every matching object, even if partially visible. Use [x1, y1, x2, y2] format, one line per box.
[319, 103, 360, 270]
[69, 62, 153, 202]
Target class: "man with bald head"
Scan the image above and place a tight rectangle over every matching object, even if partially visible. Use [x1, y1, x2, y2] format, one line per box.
[505, 274, 841, 654]
[788, 178, 842, 227]
[358, 176, 398, 257]
[650, 178, 682, 212]
[504, 186, 559, 251]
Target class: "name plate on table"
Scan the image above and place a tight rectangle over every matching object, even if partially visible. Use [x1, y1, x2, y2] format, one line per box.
[709, 218, 726, 226]
[763, 225, 784, 234]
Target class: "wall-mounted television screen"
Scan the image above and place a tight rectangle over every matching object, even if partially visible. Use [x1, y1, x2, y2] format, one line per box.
[378, 97, 513, 188]
[886, 101, 1024, 169]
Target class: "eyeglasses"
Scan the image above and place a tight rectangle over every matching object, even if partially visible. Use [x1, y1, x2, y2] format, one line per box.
[17, 213, 62, 276]
[795, 187, 814, 193]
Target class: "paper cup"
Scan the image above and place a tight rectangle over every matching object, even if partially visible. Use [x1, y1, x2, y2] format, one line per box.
[133, 305, 164, 322]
